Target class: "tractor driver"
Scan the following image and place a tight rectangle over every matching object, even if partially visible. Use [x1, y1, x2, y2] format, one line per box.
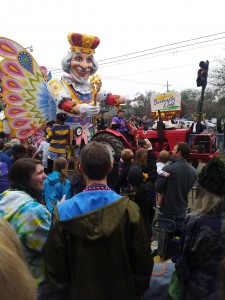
[111, 109, 128, 136]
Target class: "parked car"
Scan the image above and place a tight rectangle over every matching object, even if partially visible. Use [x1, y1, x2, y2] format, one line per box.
[174, 119, 190, 128]
[201, 120, 216, 132]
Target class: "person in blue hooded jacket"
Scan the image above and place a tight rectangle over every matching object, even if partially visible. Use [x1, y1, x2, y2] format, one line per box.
[43, 157, 72, 214]
[44, 141, 153, 300]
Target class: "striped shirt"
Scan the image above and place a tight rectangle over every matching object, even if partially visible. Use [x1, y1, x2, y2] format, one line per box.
[49, 124, 70, 154]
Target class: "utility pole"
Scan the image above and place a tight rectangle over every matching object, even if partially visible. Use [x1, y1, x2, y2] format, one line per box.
[164, 81, 172, 92]
[198, 86, 206, 122]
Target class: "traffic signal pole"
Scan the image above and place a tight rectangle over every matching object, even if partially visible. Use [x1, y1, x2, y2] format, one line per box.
[198, 86, 206, 122]
[196, 60, 209, 121]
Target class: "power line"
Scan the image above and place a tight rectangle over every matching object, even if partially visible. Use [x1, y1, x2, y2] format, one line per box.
[49, 42, 221, 79]
[99, 40, 225, 69]
[97, 31, 225, 62]
[103, 63, 198, 79]
[91, 58, 219, 85]
[49, 37, 225, 74]
[98, 36, 225, 66]
[100, 76, 161, 85]
[99, 63, 199, 86]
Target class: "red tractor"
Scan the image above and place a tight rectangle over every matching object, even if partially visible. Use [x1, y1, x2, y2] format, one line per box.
[91, 124, 219, 167]
[92, 91, 219, 166]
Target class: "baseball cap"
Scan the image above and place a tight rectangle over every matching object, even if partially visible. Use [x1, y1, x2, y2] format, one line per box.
[117, 109, 125, 113]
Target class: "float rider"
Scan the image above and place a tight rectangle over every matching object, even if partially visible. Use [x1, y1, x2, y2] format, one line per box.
[111, 109, 128, 134]
[111, 109, 134, 142]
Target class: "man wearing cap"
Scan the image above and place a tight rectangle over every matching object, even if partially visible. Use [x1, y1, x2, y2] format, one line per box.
[111, 109, 128, 134]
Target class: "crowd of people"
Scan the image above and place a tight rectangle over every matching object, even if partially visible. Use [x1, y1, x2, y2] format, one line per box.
[0, 119, 225, 299]
[1, 29, 225, 299]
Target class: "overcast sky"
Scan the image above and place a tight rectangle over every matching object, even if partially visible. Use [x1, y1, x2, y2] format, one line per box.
[1, 0, 225, 96]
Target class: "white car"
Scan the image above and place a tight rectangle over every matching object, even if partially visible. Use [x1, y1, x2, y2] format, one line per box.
[202, 120, 215, 131]
[205, 121, 215, 128]
[175, 119, 190, 128]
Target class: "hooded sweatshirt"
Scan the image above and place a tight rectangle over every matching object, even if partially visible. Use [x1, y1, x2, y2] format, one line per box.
[45, 190, 153, 300]
[43, 171, 72, 213]
[0, 190, 51, 286]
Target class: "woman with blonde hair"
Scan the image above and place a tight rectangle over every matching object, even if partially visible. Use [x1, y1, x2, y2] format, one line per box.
[171, 157, 225, 300]
[0, 217, 36, 300]
[0, 217, 24, 259]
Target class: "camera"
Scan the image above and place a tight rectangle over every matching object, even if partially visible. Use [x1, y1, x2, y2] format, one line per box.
[138, 139, 146, 146]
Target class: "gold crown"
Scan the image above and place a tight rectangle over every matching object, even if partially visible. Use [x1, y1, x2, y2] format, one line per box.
[67, 32, 100, 54]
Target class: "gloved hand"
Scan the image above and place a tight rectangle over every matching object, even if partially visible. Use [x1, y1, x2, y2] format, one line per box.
[124, 92, 141, 104]
[80, 103, 100, 116]
[111, 123, 120, 130]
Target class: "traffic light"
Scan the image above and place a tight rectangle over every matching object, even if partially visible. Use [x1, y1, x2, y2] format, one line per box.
[196, 60, 209, 87]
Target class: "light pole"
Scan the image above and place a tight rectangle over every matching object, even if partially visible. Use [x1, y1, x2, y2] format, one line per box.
[25, 45, 33, 52]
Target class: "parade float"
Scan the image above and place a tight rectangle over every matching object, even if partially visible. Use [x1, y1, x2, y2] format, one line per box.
[0, 33, 138, 150]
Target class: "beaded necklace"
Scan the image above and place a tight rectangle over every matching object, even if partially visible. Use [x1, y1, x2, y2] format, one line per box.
[83, 183, 111, 192]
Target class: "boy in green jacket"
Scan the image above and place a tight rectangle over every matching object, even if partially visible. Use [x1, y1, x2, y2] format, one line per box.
[44, 141, 153, 300]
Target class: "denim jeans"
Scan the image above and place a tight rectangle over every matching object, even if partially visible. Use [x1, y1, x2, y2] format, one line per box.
[217, 134, 225, 152]
[48, 151, 66, 160]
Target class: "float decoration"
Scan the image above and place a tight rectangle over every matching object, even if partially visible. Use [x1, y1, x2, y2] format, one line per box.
[0, 37, 56, 139]
[90, 74, 102, 124]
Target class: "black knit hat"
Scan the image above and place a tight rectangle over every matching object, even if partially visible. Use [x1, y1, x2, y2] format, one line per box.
[56, 113, 68, 123]
[127, 165, 144, 187]
[198, 157, 225, 195]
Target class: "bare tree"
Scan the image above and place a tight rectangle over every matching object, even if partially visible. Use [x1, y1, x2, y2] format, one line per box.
[209, 57, 225, 104]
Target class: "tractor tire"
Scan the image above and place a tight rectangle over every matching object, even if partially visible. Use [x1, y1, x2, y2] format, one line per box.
[91, 133, 124, 162]
[217, 116, 225, 133]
